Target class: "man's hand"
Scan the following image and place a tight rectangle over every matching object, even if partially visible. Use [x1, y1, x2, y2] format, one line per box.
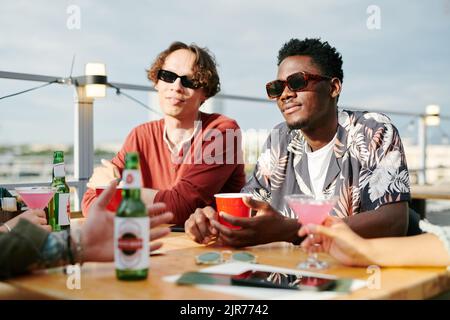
[3, 209, 51, 232]
[148, 205, 173, 252]
[81, 181, 173, 262]
[86, 159, 121, 189]
[209, 197, 301, 248]
[184, 206, 219, 244]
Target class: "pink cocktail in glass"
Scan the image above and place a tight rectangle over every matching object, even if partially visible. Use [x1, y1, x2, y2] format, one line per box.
[287, 201, 335, 225]
[285, 194, 338, 270]
[15, 187, 55, 209]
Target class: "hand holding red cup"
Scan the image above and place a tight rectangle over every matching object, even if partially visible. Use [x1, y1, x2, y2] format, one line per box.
[95, 186, 123, 212]
[214, 193, 252, 229]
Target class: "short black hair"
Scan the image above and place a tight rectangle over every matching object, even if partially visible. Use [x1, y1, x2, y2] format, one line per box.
[277, 38, 344, 83]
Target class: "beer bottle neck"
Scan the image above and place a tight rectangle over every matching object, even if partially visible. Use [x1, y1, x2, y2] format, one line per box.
[53, 176, 66, 183]
[122, 188, 141, 200]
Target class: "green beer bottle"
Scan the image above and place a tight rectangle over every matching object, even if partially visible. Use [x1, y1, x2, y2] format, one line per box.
[48, 151, 71, 231]
[115, 152, 149, 281]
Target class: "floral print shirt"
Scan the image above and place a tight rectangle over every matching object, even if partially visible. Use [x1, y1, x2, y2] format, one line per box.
[242, 109, 411, 218]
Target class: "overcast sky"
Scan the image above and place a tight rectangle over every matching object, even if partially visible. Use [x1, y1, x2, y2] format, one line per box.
[1, 0, 449, 146]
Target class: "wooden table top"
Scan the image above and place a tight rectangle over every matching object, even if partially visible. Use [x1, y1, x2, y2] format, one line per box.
[2, 230, 450, 300]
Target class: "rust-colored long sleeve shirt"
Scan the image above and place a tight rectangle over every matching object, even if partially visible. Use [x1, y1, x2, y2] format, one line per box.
[82, 112, 246, 225]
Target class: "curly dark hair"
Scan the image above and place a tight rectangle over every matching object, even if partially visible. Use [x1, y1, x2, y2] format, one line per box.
[147, 41, 220, 98]
[277, 38, 344, 83]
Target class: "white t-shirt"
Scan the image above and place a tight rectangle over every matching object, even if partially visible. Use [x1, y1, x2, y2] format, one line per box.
[305, 134, 337, 198]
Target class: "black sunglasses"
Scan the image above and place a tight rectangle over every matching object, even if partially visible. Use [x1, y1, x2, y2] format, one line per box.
[157, 69, 200, 89]
[265, 71, 332, 99]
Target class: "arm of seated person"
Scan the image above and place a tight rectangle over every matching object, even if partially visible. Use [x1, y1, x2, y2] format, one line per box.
[0, 219, 52, 278]
[299, 216, 450, 267]
[0, 209, 50, 233]
[344, 201, 409, 238]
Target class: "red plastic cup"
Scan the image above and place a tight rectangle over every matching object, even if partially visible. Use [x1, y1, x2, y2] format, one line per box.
[214, 193, 252, 229]
[95, 186, 123, 212]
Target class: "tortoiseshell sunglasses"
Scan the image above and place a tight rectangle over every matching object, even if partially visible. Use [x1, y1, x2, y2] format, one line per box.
[265, 71, 331, 99]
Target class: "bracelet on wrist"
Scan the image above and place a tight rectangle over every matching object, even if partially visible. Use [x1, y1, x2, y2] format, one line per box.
[2, 222, 12, 232]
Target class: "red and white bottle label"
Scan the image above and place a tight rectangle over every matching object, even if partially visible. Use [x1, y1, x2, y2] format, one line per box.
[121, 169, 141, 189]
[114, 217, 149, 270]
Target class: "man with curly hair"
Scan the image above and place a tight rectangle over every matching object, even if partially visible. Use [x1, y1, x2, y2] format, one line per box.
[186, 38, 413, 247]
[82, 42, 245, 226]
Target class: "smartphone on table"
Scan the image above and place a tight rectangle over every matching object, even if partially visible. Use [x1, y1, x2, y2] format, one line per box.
[231, 270, 336, 291]
[177, 270, 336, 291]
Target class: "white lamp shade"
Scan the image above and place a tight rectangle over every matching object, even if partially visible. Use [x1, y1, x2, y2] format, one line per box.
[426, 104, 440, 116]
[425, 104, 440, 126]
[85, 63, 106, 76]
[85, 84, 106, 98]
[425, 115, 440, 126]
[85, 63, 106, 98]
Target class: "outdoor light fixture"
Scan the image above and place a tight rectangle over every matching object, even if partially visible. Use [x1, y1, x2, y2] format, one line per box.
[425, 104, 440, 126]
[84, 62, 107, 98]
[418, 104, 442, 184]
[73, 62, 108, 98]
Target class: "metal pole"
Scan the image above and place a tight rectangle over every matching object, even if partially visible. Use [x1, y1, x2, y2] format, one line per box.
[73, 86, 94, 211]
[418, 116, 427, 185]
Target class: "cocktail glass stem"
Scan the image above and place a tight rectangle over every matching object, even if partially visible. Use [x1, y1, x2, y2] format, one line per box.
[297, 233, 328, 270]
